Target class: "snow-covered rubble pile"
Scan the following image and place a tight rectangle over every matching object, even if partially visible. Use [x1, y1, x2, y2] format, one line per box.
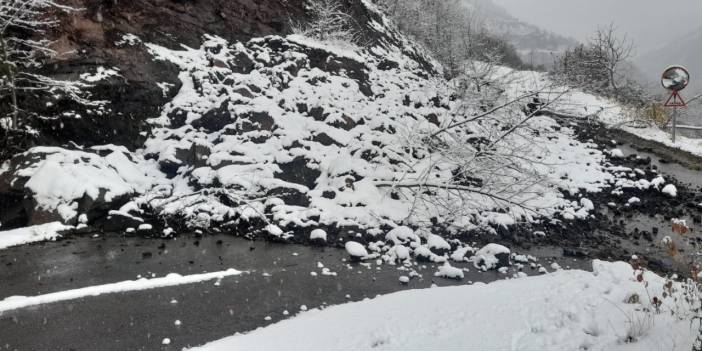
[131, 30, 632, 237]
[137, 32, 453, 232]
[0, 146, 157, 225]
[191, 260, 694, 351]
[341, 226, 522, 275]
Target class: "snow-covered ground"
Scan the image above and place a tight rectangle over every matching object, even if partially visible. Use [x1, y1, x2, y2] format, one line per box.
[504, 69, 702, 158]
[191, 260, 694, 351]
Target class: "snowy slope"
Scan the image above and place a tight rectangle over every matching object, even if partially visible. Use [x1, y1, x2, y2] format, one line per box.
[128, 32, 658, 242]
[191, 260, 694, 351]
[521, 71, 702, 158]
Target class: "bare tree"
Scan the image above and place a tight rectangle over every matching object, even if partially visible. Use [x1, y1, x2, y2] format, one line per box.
[553, 24, 638, 102]
[591, 23, 634, 93]
[0, 0, 94, 130]
[375, 68, 570, 226]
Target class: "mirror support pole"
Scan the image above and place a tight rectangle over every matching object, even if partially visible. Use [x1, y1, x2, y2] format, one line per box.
[672, 108, 677, 144]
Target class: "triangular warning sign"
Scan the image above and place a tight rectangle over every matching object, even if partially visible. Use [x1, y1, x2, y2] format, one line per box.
[664, 91, 687, 107]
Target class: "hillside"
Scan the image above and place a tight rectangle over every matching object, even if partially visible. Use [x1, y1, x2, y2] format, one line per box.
[467, 0, 578, 67]
[0, 0, 688, 257]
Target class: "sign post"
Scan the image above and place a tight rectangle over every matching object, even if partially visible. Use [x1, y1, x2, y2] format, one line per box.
[662, 66, 690, 143]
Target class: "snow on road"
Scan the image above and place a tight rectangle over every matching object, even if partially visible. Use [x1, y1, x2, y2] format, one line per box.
[0, 222, 73, 250]
[190, 260, 693, 351]
[0, 268, 243, 313]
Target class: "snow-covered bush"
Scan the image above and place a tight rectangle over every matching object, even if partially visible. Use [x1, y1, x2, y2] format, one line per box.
[294, 0, 361, 44]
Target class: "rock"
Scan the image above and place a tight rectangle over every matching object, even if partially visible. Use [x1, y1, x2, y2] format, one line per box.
[193, 100, 234, 132]
[275, 156, 321, 189]
[101, 211, 145, 232]
[563, 248, 588, 258]
[609, 149, 624, 158]
[308, 106, 327, 121]
[377, 60, 399, 70]
[158, 143, 212, 177]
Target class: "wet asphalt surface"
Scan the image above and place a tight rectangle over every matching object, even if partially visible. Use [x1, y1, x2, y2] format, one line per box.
[0, 234, 587, 351]
[1, 130, 702, 351]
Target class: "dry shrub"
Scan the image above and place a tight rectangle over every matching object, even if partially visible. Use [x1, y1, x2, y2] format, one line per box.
[643, 103, 669, 127]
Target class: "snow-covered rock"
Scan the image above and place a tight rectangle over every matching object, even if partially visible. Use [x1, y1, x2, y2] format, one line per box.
[309, 229, 327, 242]
[344, 241, 368, 260]
[414, 245, 446, 263]
[386, 244, 411, 262]
[425, 233, 451, 253]
[434, 262, 464, 280]
[609, 148, 624, 158]
[0, 146, 157, 225]
[449, 246, 475, 262]
[472, 243, 510, 270]
[661, 184, 677, 197]
[385, 226, 420, 246]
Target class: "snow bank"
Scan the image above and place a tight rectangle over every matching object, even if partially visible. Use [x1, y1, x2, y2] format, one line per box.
[190, 261, 693, 351]
[0, 222, 73, 250]
[0, 268, 242, 313]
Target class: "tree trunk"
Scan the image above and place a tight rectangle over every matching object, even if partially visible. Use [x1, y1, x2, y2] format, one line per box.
[9, 71, 18, 129]
[0, 35, 18, 129]
[608, 66, 618, 93]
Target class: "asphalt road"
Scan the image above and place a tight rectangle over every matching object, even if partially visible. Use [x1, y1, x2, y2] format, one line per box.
[0, 234, 582, 351]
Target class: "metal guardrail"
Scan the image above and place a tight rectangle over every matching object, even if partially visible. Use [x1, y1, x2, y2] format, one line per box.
[667, 124, 702, 131]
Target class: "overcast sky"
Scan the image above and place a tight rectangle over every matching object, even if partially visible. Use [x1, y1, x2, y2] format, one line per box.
[492, 0, 702, 55]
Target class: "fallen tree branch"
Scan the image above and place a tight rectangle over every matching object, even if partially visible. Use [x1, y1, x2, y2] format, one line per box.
[429, 91, 538, 138]
[374, 180, 540, 215]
